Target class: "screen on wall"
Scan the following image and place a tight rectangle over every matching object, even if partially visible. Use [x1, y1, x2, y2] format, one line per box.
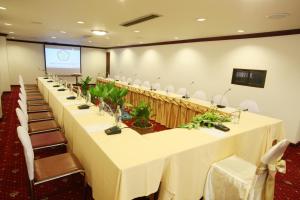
[45, 45, 81, 75]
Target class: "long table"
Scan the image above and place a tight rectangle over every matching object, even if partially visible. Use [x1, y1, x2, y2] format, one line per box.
[38, 77, 284, 200]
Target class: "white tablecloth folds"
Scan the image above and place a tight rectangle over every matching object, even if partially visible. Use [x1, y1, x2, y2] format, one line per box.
[37, 77, 285, 200]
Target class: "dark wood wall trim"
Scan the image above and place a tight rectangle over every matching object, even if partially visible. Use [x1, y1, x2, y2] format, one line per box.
[110, 29, 300, 49]
[0, 33, 8, 37]
[5, 29, 300, 50]
[7, 39, 108, 50]
[106, 52, 110, 77]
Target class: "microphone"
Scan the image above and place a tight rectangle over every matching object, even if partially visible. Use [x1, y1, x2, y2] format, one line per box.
[151, 76, 161, 91]
[217, 88, 231, 108]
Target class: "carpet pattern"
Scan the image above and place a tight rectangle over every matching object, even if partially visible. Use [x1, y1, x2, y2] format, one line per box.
[0, 86, 299, 200]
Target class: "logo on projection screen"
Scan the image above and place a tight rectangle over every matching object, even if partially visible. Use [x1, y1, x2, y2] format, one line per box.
[57, 50, 70, 62]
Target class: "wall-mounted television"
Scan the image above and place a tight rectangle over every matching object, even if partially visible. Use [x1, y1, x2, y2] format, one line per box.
[231, 68, 267, 88]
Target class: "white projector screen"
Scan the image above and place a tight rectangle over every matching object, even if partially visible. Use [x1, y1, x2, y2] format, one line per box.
[45, 45, 81, 74]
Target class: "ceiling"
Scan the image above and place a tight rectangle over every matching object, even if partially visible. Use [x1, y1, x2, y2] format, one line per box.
[0, 0, 299, 48]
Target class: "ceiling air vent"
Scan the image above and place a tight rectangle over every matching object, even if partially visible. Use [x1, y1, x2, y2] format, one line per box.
[120, 14, 161, 27]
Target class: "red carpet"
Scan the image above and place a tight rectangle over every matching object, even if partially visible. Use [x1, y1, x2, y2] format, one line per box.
[0, 86, 299, 200]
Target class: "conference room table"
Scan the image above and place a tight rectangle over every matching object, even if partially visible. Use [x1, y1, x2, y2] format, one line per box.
[38, 77, 285, 200]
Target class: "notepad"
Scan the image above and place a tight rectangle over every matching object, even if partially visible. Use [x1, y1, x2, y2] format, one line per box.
[199, 127, 227, 138]
[84, 124, 112, 134]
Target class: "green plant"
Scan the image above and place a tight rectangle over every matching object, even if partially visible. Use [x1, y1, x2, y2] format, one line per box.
[180, 109, 231, 129]
[89, 82, 128, 107]
[80, 76, 92, 96]
[131, 101, 152, 128]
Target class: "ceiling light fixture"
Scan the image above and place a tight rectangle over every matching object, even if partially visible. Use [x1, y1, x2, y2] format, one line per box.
[237, 30, 245, 33]
[0, 6, 7, 10]
[4, 22, 12, 26]
[88, 40, 92, 43]
[134, 30, 140, 33]
[91, 30, 107, 36]
[77, 21, 85, 24]
[196, 18, 206, 22]
[60, 31, 66, 34]
[10, 36, 15, 39]
[9, 31, 14, 34]
[174, 37, 179, 40]
[51, 36, 56, 39]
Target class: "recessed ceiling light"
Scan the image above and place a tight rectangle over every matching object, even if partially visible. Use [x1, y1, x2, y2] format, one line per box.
[174, 37, 179, 40]
[0, 6, 7, 10]
[60, 31, 66, 34]
[134, 30, 140, 33]
[4, 22, 12, 26]
[237, 30, 245, 33]
[91, 30, 107, 36]
[266, 13, 290, 19]
[9, 31, 14, 34]
[196, 18, 206, 22]
[77, 21, 85, 24]
[51, 36, 56, 39]
[88, 40, 92, 43]
[139, 41, 144, 44]
[10, 36, 15, 39]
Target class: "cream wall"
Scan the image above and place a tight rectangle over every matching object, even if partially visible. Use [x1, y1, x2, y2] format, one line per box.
[6, 41, 106, 85]
[110, 34, 300, 143]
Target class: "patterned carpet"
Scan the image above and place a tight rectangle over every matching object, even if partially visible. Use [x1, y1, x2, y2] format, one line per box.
[0, 86, 299, 200]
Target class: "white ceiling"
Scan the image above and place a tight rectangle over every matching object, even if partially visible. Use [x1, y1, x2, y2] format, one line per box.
[0, 0, 299, 48]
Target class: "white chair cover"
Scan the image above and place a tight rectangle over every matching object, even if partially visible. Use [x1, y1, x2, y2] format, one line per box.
[114, 75, 120, 80]
[133, 79, 141, 86]
[142, 81, 151, 88]
[121, 76, 126, 82]
[127, 78, 132, 84]
[164, 85, 175, 93]
[239, 100, 260, 113]
[176, 88, 187, 96]
[204, 139, 289, 200]
[18, 100, 28, 120]
[213, 94, 229, 107]
[16, 108, 29, 132]
[17, 126, 34, 181]
[192, 90, 207, 101]
[19, 93, 27, 104]
[152, 83, 161, 90]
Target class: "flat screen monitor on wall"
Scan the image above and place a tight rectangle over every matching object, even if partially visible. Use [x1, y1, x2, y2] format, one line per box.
[44, 45, 81, 75]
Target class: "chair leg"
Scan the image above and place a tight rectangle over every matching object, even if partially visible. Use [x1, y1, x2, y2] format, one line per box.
[29, 180, 35, 200]
[82, 173, 87, 200]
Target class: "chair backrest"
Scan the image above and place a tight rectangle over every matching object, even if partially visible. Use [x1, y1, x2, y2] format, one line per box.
[152, 83, 161, 90]
[239, 100, 260, 113]
[17, 126, 34, 181]
[164, 85, 175, 93]
[133, 79, 141, 86]
[121, 76, 126, 82]
[192, 90, 207, 101]
[126, 78, 132, 83]
[261, 139, 289, 164]
[18, 100, 28, 120]
[177, 88, 187, 96]
[16, 108, 29, 132]
[213, 94, 229, 106]
[19, 92, 27, 104]
[142, 81, 151, 88]
[114, 75, 120, 80]
[19, 75, 24, 85]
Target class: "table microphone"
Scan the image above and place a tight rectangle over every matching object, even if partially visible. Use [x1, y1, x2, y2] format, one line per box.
[217, 88, 231, 108]
[183, 81, 195, 99]
[151, 76, 160, 91]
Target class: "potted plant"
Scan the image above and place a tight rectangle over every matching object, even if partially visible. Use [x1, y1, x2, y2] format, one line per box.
[130, 101, 153, 134]
[180, 108, 231, 129]
[80, 76, 92, 96]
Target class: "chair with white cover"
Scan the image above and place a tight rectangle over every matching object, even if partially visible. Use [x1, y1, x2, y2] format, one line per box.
[133, 79, 142, 86]
[18, 100, 53, 122]
[192, 90, 207, 101]
[164, 85, 175, 93]
[17, 126, 84, 200]
[176, 87, 187, 96]
[142, 81, 151, 89]
[152, 83, 161, 90]
[240, 100, 260, 113]
[213, 94, 229, 107]
[19, 92, 50, 113]
[204, 139, 289, 200]
[127, 78, 132, 84]
[16, 108, 60, 134]
[121, 76, 126, 82]
[114, 75, 120, 80]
